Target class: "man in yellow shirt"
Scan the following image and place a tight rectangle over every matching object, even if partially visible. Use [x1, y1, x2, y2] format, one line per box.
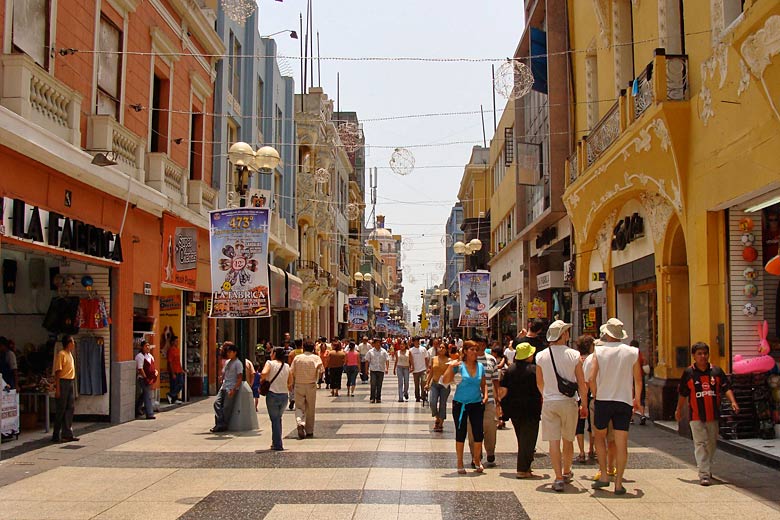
[53, 335, 78, 443]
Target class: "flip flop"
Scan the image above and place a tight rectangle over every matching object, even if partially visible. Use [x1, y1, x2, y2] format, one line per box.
[592, 480, 610, 489]
[457, 467, 467, 474]
[614, 486, 627, 495]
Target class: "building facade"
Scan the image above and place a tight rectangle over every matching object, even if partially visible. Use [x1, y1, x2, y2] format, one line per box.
[444, 202, 465, 333]
[0, 0, 222, 420]
[563, 0, 780, 420]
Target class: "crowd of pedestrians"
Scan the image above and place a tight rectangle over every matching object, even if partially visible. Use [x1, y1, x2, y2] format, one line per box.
[202, 319, 738, 494]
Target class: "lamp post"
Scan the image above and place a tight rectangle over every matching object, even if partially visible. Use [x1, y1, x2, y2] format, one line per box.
[260, 29, 299, 39]
[434, 287, 450, 337]
[354, 271, 373, 334]
[227, 141, 281, 375]
[452, 238, 483, 271]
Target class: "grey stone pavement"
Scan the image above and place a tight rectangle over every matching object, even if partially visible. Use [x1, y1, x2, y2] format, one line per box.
[1, 376, 779, 519]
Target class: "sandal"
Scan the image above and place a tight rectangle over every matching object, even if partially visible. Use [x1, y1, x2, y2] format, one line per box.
[457, 467, 467, 474]
[576, 454, 587, 464]
[474, 462, 484, 473]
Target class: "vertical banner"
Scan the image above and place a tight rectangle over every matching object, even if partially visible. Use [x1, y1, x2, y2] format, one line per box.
[375, 311, 388, 333]
[348, 296, 369, 331]
[429, 315, 440, 334]
[1, 389, 19, 435]
[209, 208, 270, 318]
[458, 271, 490, 328]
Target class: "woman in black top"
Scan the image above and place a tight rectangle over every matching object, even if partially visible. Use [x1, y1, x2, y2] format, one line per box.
[498, 342, 542, 478]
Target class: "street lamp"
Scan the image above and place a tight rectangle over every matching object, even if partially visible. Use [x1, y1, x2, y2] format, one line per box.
[227, 142, 280, 374]
[261, 29, 299, 39]
[453, 238, 482, 271]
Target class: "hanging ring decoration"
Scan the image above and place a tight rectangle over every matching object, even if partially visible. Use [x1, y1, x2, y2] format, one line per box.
[389, 147, 415, 176]
[220, 0, 257, 25]
[440, 233, 454, 247]
[494, 59, 535, 100]
[402, 237, 414, 250]
[346, 203, 361, 220]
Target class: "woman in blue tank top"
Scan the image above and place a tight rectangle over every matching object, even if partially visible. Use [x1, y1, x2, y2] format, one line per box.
[443, 340, 487, 473]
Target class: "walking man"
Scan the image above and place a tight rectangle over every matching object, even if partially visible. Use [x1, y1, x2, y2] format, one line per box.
[468, 337, 500, 467]
[365, 338, 389, 403]
[589, 318, 642, 495]
[53, 335, 78, 442]
[358, 336, 371, 383]
[135, 340, 158, 420]
[166, 335, 185, 404]
[409, 337, 429, 402]
[535, 320, 588, 492]
[211, 342, 242, 433]
[675, 342, 739, 486]
[289, 341, 323, 439]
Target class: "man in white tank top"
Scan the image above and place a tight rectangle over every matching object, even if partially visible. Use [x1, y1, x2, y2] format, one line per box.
[589, 318, 642, 496]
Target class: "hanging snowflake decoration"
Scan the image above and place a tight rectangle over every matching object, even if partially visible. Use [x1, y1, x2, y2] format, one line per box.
[494, 59, 535, 100]
[337, 122, 360, 153]
[440, 234, 454, 247]
[402, 238, 414, 250]
[314, 167, 330, 184]
[220, 0, 257, 25]
[389, 147, 415, 176]
[346, 203, 360, 220]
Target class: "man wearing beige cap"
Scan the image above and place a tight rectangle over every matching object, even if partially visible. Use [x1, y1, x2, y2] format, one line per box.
[589, 318, 642, 495]
[535, 320, 588, 492]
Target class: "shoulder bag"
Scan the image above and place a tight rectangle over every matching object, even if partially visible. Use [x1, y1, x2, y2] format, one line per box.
[550, 348, 578, 398]
[259, 362, 284, 396]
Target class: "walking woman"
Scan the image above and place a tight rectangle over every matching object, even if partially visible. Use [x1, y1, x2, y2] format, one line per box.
[498, 342, 542, 478]
[426, 340, 451, 432]
[344, 342, 360, 397]
[328, 342, 346, 397]
[394, 340, 411, 402]
[443, 340, 487, 473]
[261, 347, 290, 450]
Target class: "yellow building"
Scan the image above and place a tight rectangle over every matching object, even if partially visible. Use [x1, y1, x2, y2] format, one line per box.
[457, 146, 492, 271]
[563, 0, 780, 419]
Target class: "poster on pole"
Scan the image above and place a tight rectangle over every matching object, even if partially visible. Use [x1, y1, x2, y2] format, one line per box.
[209, 208, 270, 318]
[348, 296, 369, 331]
[375, 311, 388, 333]
[458, 271, 490, 328]
[1, 389, 19, 436]
[429, 315, 440, 334]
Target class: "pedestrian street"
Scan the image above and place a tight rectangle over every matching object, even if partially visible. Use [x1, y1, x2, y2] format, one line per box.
[1, 376, 779, 520]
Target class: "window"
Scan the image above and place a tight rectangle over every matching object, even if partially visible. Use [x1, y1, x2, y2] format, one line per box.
[228, 32, 241, 101]
[275, 106, 283, 150]
[613, 0, 635, 96]
[190, 110, 203, 180]
[504, 127, 514, 167]
[12, 0, 50, 68]
[256, 77, 264, 136]
[96, 16, 122, 119]
[150, 73, 169, 153]
[585, 51, 599, 130]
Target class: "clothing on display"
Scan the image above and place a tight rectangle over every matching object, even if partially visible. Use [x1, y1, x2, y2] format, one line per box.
[77, 296, 110, 329]
[43, 296, 81, 334]
[76, 336, 107, 395]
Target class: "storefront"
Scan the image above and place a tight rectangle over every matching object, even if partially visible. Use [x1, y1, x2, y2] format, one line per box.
[488, 295, 518, 341]
[0, 196, 120, 431]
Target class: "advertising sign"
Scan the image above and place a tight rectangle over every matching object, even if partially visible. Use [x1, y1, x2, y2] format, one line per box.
[1, 389, 19, 436]
[348, 296, 369, 331]
[162, 214, 198, 290]
[458, 271, 490, 328]
[209, 208, 270, 318]
[375, 311, 388, 333]
[527, 297, 548, 319]
[429, 315, 440, 333]
[158, 288, 183, 397]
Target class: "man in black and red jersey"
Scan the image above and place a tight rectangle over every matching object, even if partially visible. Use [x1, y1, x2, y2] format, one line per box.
[675, 342, 739, 486]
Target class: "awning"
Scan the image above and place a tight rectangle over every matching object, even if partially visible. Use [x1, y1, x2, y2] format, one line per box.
[286, 272, 303, 311]
[488, 296, 516, 321]
[269, 265, 287, 309]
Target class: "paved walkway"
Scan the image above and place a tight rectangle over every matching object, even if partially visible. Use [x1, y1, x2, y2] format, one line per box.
[1, 377, 779, 519]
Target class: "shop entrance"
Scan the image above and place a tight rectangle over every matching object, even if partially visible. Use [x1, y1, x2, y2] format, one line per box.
[617, 279, 658, 375]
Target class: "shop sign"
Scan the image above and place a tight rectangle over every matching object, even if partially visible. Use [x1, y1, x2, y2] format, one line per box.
[458, 270, 490, 328]
[591, 272, 606, 282]
[287, 275, 303, 311]
[144, 282, 152, 295]
[161, 214, 197, 291]
[1, 198, 123, 262]
[527, 297, 547, 319]
[611, 213, 644, 251]
[376, 311, 388, 333]
[158, 288, 182, 398]
[537, 271, 564, 291]
[208, 208, 271, 318]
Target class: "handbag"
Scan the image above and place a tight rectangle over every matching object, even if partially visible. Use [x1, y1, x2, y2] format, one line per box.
[259, 363, 283, 396]
[550, 347, 578, 398]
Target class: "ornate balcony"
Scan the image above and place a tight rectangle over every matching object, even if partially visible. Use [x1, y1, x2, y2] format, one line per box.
[187, 179, 218, 216]
[585, 101, 622, 168]
[269, 209, 299, 263]
[0, 54, 82, 146]
[146, 153, 187, 205]
[87, 115, 145, 181]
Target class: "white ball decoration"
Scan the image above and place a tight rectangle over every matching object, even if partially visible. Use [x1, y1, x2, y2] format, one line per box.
[389, 147, 415, 176]
[494, 59, 535, 100]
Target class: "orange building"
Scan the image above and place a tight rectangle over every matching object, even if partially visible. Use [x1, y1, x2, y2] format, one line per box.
[0, 0, 223, 423]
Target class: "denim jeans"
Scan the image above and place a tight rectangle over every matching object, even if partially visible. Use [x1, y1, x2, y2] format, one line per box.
[396, 366, 410, 400]
[429, 382, 450, 420]
[266, 391, 288, 449]
[370, 371, 385, 401]
[168, 372, 185, 400]
[136, 378, 155, 418]
[345, 365, 359, 387]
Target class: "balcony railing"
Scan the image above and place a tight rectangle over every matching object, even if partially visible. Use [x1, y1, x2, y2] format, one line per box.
[567, 149, 579, 186]
[632, 62, 654, 120]
[87, 115, 145, 180]
[296, 259, 332, 285]
[665, 54, 688, 101]
[0, 54, 82, 146]
[585, 101, 621, 167]
[146, 153, 187, 205]
[188, 179, 218, 216]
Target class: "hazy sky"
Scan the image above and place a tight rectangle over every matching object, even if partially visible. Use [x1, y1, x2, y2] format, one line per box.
[259, 0, 524, 315]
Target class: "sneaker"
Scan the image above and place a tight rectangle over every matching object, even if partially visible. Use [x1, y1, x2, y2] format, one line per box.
[62, 436, 80, 442]
[306, 433, 314, 438]
[370, 399, 376, 403]
[288, 400, 295, 410]
[562, 471, 574, 483]
[175, 400, 184, 404]
[376, 399, 382, 403]
[167, 395, 174, 405]
[486, 455, 496, 467]
[552, 479, 565, 492]
[639, 415, 647, 425]
[700, 477, 711, 486]
[297, 425, 305, 439]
